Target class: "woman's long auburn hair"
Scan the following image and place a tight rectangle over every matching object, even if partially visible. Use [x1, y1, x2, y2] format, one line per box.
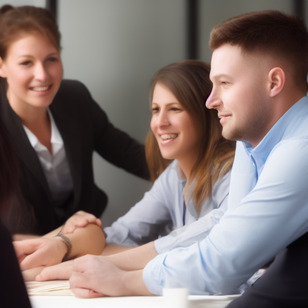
[146, 60, 235, 213]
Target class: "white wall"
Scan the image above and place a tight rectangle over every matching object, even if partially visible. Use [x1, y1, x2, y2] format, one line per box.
[199, 0, 294, 63]
[0, 0, 46, 7]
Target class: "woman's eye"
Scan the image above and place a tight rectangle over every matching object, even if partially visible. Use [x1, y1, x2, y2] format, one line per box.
[151, 107, 159, 114]
[48, 57, 58, 62]
[20, 61, 31, 66]
[170, 107, 181, 112]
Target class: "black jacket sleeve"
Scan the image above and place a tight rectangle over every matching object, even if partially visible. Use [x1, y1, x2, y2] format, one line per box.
[0, 223, 32, 307]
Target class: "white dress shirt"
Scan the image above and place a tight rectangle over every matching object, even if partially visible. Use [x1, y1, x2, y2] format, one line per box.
[23, 109, 73, 205]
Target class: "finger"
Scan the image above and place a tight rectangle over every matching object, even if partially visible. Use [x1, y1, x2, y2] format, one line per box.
[70, 271, 103, 298]
[36, 261, 73, 281]
[62, 212, 102, 234]
[13, 240, 37, 258]
[14, 234, 39, 241]
[20, 243, 55, 270]
[71, 287, 103, 298]
[20, 252, 41, 270]
[70, 271, 88, 290]
[23, 267, 44, 281]
[95, 218, 102, 227]
[61, 225, 75, 233]
[62, 218, 90, 233]
[73, 214, 101, 227]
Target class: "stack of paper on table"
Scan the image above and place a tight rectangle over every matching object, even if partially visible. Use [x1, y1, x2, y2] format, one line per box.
[27, 280, 72, 296]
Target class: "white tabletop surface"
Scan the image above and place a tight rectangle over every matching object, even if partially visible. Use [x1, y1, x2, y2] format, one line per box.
[30, 294, 239, 308]
[28, 281, 240, 308]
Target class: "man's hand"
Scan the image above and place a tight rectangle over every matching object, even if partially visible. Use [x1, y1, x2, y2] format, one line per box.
[36, 260, 74, 281]
[69, 254, 151, 297]
[70, 255, 124, 297]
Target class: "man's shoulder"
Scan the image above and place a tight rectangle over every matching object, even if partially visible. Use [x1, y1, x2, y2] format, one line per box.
[273, 137, 308, 158]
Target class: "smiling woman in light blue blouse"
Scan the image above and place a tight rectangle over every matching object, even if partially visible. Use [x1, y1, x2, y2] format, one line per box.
[103, 60, 234, 256]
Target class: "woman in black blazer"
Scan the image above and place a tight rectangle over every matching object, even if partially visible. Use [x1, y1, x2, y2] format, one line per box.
[0, 5, 149, 235]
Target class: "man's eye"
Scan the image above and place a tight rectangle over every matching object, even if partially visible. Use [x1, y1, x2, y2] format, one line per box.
[221, 81, 230, 86]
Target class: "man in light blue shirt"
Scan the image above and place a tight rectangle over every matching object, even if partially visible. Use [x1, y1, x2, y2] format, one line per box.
[142, 10, 308, 296]
[142, 10, 308, 295]
[69, 10, 308, 299]
[144, 98, 308, 294]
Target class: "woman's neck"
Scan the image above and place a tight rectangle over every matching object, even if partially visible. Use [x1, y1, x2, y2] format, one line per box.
[177, 158, 195, 182]
[17, 106, 52, 153]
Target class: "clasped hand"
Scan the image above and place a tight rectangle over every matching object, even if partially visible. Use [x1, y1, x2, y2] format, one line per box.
[13, 211, 102, 273]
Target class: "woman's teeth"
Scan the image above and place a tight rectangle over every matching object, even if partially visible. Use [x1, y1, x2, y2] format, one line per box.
[161, 134, 177, 141]
[32, 86, 49, 91]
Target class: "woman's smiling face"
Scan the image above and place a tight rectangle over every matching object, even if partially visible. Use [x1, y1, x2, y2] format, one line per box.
[0, 32, 63, 115]
[150, 82, 200, 174]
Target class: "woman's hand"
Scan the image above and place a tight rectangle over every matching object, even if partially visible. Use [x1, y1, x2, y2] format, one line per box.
[15, 220, 105, 274]
[61, 211, 102, 233]
[23, 267, 44, 281]
[14, 237, 68, 270]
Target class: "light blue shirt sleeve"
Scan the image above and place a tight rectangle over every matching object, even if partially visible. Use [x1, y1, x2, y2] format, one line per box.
[154, 171, 230, 253]
[105, 159, 231, 253]
[104, 161, 182, 246]
[143, 139, 308, 295]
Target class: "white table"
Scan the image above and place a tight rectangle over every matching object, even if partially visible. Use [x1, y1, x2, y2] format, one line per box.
[28, 281, 239, 308]
[30, 294, 239, 308]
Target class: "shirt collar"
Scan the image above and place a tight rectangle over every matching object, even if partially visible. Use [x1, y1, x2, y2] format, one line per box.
[243, 96, 308, 173]
[23, 109, 63, 154]
[48, 109, 63, 154]
[174, 161, 199, 218]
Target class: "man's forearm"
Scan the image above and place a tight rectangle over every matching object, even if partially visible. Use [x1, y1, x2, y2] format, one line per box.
[122, 269, 153, 296]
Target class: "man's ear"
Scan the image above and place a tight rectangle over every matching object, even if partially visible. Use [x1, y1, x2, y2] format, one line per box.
[268, 67, 285, 97]
[0, 57, 7, 78]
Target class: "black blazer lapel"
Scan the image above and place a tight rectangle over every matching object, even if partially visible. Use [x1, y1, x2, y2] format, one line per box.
[50, 103, 82, 211]
[0, 93, 50, 196]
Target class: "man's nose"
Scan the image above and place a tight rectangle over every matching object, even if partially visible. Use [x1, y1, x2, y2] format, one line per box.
[205, 90, 220, 109]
